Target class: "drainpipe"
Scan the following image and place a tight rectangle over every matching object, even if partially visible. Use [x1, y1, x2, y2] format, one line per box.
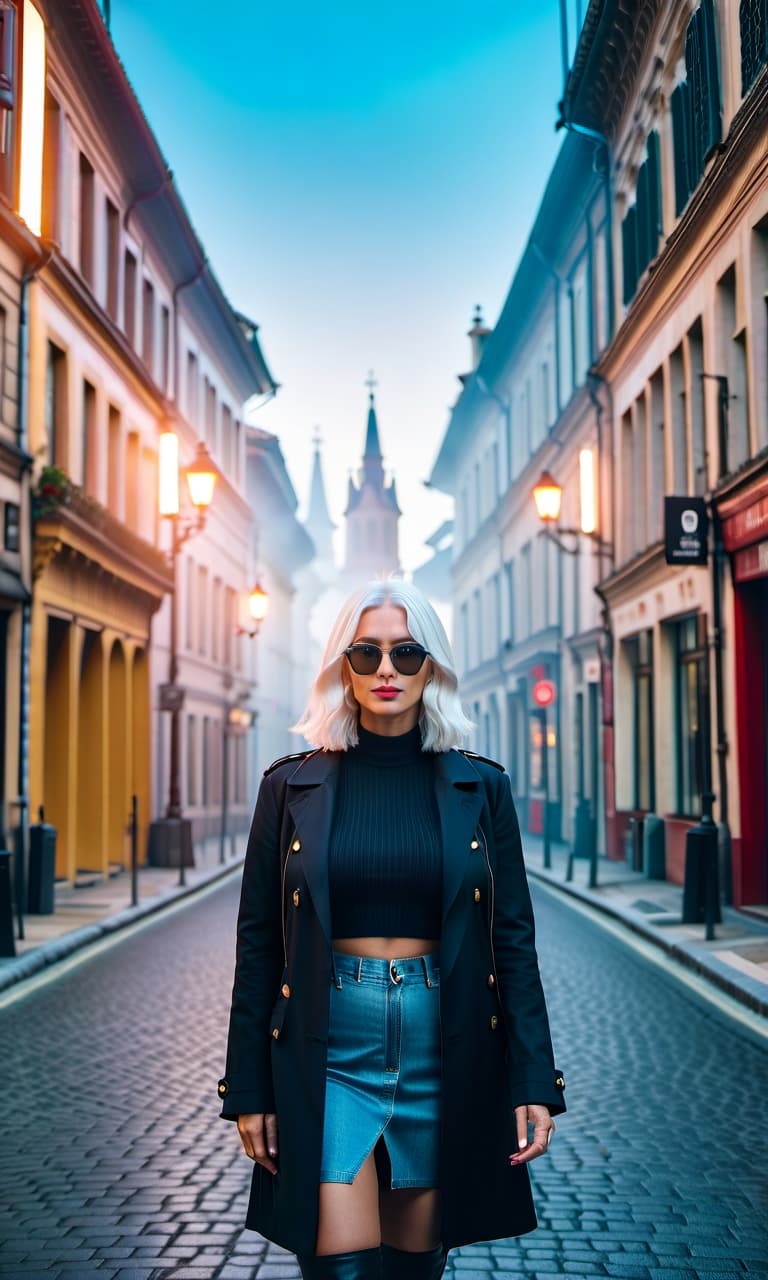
[557, 118, 615, 342]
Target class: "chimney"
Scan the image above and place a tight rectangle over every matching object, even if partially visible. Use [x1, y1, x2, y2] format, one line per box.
[468, 304, 491, 371]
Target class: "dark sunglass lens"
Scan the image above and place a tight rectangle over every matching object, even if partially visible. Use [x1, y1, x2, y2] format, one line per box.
[348, 644, 381, 674]
[391, 644, 426, 674]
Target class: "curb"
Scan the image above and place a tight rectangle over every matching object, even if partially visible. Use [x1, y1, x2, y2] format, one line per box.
[0, 857, 244, 995]
[527, 864, 768, 1020]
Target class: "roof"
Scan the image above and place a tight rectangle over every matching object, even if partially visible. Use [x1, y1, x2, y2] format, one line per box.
[558, 0, 664, 141]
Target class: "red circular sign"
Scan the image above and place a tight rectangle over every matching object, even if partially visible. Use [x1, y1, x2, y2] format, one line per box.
[532, 679, 556, 708]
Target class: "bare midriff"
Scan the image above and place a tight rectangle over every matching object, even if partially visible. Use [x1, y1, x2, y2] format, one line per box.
[332, 936, 439, 960]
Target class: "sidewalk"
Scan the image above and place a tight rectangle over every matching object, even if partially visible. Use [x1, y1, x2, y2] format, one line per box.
[0, 833, 247, 994]
[524, 835, 768, 1019]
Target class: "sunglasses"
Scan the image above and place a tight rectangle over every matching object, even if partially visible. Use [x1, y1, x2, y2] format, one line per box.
[344, 642, 431, 676]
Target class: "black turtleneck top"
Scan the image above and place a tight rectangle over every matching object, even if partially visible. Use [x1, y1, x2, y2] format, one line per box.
[328, 723, 443, 941]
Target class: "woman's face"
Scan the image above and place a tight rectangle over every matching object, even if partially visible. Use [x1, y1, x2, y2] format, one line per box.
[345, 603, 432, 737]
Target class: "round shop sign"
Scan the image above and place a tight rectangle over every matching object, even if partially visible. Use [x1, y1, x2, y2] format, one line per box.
[532, 679, 556, 708]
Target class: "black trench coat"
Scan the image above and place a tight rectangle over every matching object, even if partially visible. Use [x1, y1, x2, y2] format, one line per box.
[218, 745, 566, 1256]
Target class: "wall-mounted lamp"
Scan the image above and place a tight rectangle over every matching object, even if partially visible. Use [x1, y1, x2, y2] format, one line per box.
[237, 581, 269, 638]
[532, 452, 612, 556]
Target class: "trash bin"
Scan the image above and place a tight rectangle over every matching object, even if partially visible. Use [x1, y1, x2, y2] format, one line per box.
[27, 818, 57, 914]
[625, 815, 645, 872]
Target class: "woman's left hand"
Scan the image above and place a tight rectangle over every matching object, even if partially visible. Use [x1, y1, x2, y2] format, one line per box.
[509, 1104, 555, 1166]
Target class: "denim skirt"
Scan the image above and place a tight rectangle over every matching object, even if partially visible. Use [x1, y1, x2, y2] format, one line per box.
[319, 951, 442, 1189]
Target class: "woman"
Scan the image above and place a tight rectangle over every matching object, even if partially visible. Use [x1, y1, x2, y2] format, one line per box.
[219, 579, 566, 1279]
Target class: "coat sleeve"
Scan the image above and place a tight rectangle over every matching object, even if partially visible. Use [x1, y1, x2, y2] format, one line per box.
[490, 768, 566, 1116]
[218, 772, 284, 1121]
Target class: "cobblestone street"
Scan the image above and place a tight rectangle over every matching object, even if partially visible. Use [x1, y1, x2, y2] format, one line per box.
[1, 874, 766, 1280]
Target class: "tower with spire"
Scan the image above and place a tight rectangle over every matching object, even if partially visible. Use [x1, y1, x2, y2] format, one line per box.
[343, 373, 401, 580]
[304, 429, 336, 567]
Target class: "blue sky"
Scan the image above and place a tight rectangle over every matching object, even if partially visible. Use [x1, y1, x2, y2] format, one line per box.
[111, 1, 571, 571]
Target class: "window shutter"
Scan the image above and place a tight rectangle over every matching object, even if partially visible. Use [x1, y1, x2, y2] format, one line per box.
[622, 206, 638, 305]
[646, 131, 662, 261]
[0, 2, 15, 111]
[670, 84, 691, 215]
[700, 0, 722, 155]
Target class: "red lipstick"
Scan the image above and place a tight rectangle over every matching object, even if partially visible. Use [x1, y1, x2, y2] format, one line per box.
[373, 687, 400, 699]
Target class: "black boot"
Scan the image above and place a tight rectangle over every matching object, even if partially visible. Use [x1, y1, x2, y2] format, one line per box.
[297, 1246, 383, 1278]
[381, 1243, 447, 1278]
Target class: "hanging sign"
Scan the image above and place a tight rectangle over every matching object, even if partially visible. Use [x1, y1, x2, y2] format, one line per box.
[664, 496, 708, 566]
[532, 679, 556, 708]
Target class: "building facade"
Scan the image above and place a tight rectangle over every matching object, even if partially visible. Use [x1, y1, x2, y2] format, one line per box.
[430, 135, 612, 855]
[10, 0, 277, 883]
[564, 0, 768, 903]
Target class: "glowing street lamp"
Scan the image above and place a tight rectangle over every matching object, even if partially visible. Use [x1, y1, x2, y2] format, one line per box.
[532, 470, 563, 524]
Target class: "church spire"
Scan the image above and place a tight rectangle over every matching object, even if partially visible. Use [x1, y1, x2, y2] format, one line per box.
[362, 370, 384, 486]
[305, 429, 335, 564]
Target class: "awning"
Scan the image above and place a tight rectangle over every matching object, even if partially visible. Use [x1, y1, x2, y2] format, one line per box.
[0, 567, 31, 604]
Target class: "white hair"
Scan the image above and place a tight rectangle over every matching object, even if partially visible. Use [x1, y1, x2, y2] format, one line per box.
[292, 578, 475, 751]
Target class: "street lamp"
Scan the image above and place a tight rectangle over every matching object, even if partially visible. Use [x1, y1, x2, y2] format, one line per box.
[531, 456, 613, 556]
[149, 432, 218, 881]
[237, 581, 269, 638]
[220, 584, 269, 863]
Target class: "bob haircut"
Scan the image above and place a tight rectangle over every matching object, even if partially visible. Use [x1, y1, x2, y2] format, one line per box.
[292, 577, 475, 752]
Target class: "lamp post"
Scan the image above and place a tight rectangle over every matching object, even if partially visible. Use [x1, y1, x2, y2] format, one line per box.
[219, 583, 270, 864]
[149, 433, 218, 881]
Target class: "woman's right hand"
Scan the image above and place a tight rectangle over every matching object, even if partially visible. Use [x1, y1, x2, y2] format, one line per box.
[237, 1113, 278, 1175]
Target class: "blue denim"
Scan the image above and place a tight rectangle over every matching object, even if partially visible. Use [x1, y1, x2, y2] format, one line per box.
[319, 952, 442, 1188]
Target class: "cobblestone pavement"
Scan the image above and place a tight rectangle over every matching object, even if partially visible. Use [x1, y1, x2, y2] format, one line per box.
[1, 874, 767, 1280]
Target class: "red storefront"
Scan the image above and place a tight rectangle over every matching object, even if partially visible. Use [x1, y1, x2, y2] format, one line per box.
[720, 469, 768, 907]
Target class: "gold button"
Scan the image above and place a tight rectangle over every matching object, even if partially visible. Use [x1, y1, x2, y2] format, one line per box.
[292, 839, 301, 852]
[474, 888, 481, 902]
[490, 1015, 499, 1030]
[292, 889, 300, 907]
[272, 1027, 280, 1040]
[555, 1076, 565, 1088]
[217, 1080, 228, 1096]
[470, 839, 479, 850]
[487, 973, 495, 988]
[282, 983, 291, 999]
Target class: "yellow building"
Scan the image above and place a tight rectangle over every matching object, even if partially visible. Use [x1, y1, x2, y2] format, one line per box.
[21, 0, 274, 883]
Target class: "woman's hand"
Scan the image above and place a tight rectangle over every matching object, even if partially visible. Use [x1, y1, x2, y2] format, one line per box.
[237, 1113, 279, 1175]
[509, 1104, 555, 1166]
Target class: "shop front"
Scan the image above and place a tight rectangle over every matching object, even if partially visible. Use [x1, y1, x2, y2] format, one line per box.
[720, 468, 768, 907]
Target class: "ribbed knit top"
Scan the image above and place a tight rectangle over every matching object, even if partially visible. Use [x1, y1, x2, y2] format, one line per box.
[328, 723, 443, 940]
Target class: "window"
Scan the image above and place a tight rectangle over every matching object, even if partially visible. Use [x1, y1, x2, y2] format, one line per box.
[222, 404, 232, 473]
[159, 304, 170, 393]
[519, 543, 531, 639]
[460, 601, 469, 673]
[107, 404, 121, 512]
[186, 715, 197, 806]
[45, 341, 67, 466]
[687, 319, 707, 494]
[185, 557, 195, 650]
[622, 132, 661, 304]
[626, 630, 655, 811]
[473, 587, 482, 667]
[674, 614, 709, 817]
[648, 371, 665, 543]
[186, 351, 199, 426]
[105, 198, 119, 321]
[125, 430, 140, 530]
[670, 0, 721, 216]
[123, 249, 137, 346]
[716, 265, 750, 473]
[669, 344, 689, 493]
[740, 0, 768, 94]
[505, 559, 515, 645]
[202, 716, 210, 806]
[79, 153, 95, 286]
[0, 3, 17, 202]
[205, 376, 216, 446]
[197, 566, 208, 655]
[81, 379, 96, 493]
[42, 89, 60, 241]
[142, 279, 154, 372]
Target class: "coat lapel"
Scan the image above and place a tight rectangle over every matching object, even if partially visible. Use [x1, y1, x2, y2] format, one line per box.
[434, 750, 487, 977]
[285, 749, 340, 951]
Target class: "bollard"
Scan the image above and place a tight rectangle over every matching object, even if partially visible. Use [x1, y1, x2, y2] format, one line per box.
[682, 792, 721, 936]
[130, 795, 139, 908]
[0, 850, 16, 956]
